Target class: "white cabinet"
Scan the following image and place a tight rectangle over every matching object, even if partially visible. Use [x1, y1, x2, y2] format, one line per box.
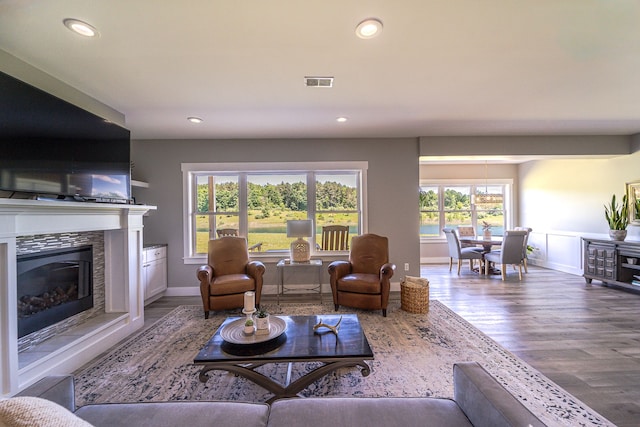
[143, 245, 167, 304]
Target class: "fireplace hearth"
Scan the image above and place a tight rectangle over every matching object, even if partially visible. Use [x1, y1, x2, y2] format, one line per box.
[17, 246, 93, 338]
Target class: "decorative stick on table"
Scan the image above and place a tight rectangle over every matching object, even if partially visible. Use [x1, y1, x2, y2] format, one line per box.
[313, 315, 343, 335]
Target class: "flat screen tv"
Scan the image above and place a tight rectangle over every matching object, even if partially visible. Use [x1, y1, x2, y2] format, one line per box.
[0, 71, 131, 203]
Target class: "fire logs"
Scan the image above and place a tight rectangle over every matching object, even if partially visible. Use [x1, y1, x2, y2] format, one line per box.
[18, 284, 78, 318]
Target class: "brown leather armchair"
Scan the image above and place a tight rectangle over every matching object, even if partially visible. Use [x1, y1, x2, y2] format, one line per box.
[197, 236, 265, 319]
[328, 234, 396, 317]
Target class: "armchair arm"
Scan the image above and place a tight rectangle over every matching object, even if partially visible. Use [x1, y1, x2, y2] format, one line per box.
[379, 262, 396, 312]
[197, 265, 213, 284]
[197, 265, 213, 313]
[380, 262, 396, 280]
[328, 260, 352, 281]
[328, 260, 352, 305]
[246, 260, 266, 278]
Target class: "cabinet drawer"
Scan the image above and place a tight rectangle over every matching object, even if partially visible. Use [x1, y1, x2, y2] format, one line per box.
[144, 246, 166, 263]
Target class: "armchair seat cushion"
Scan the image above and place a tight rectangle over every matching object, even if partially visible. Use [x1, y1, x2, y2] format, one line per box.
[337, 274, 381, 294]
[210, 274, 255, 295]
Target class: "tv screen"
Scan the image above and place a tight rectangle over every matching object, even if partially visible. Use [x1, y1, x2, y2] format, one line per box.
[0, 71, 131, 203]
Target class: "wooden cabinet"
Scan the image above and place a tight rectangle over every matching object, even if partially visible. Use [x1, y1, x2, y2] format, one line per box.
[583, 238, 640, 292]
[143, 245, 167, 304]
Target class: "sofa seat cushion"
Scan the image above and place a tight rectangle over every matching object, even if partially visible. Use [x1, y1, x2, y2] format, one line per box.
[337, 274, 380, 294]
[75, 401, 269, 427]
[211, 274, 255, 295]
[0, 396, 94, 427]
[267, 397, 473, 427]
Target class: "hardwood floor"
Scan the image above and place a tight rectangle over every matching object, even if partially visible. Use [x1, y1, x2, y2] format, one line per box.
[145, 264, 640, 426]
[424, 263, 640, 427]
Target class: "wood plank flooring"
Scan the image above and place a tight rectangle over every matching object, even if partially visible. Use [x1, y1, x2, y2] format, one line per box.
[424, 263, 640, 427]
[144, 264, 640, 426]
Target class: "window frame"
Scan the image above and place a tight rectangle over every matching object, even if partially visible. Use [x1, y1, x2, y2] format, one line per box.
[419, 179, 513, 241]
[182, 161, 368, 263]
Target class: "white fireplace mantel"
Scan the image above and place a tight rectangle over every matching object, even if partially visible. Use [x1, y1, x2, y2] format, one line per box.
[0, 199, 156, 396]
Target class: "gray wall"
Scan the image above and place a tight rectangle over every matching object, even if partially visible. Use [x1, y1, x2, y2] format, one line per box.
[131, 138, 420, 289]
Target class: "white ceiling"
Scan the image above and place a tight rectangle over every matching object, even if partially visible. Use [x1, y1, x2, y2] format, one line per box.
[1, 0, 640, 141]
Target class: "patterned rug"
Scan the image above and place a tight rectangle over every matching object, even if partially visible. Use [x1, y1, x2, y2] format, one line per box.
[73, 301, 613, 427]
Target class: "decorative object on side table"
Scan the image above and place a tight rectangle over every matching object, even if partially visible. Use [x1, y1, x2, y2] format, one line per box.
[313, 316, 343, 335]
[482, 221, 492, 240]
[286, 220, 314, 263]
[254, 308, 270, 335]
[604, 193, 629, 241]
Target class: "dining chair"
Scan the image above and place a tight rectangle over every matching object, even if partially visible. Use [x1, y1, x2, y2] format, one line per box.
[318, 225, 349, 251]
[215, 228, 263, 251]
[484, 230, 528, 280]
[456, 226, 476, 248]
[443, 228, 484, 274]
[514, 227, 533, 273]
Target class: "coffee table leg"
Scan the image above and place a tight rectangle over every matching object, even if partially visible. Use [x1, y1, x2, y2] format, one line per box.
[199, 362, 286, 397]
[198, 359, 371, 403]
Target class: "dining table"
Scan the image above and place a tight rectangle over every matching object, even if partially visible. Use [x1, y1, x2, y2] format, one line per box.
[459, 236, 503, 275]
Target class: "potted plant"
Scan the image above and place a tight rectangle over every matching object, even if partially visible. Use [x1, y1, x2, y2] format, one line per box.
[482, 221, 492, 240]
[254, 308, 270, 335]
[604, 193, 629, 241]
[243, 318, 255, 335]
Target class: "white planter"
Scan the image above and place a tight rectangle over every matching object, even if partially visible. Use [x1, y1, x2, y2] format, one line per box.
[255, 315, 270, 335]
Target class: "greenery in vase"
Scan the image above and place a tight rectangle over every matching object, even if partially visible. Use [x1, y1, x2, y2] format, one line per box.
[256, 308, 269, 318]
[244, 319, 254, 327]
[604, 194, 629, 230]
[482, 221, 492, 231]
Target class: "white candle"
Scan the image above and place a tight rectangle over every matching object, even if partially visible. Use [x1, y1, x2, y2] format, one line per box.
[244, 291, 255, 312]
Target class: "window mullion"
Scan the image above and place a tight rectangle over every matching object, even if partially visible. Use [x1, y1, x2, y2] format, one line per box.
[239, 173, 248, 236]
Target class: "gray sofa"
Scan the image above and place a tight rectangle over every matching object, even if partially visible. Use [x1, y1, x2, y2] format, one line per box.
[14, 362, 546, 427]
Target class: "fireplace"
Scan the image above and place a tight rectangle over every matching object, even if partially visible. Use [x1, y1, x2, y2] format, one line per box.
[17, 246, 94, 338]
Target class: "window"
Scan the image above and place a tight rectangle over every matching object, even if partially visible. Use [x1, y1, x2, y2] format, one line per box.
[183, 162, 367, 260]
[419, 181, 511, 238]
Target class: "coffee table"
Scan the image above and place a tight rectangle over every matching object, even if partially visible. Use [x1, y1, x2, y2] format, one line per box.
[194, 314, 373, 403]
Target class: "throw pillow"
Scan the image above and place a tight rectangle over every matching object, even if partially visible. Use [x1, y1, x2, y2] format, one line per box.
[0, 396, 93, 427]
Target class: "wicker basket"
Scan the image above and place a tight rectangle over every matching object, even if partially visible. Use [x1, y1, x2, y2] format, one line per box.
[400, 276, 430, 314]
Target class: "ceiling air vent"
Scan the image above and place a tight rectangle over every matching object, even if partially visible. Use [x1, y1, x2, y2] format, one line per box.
[304, 76, 334, 88]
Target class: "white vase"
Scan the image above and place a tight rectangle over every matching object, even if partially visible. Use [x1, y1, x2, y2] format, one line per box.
[483, 229, 492, 240]
[255, 314, 270, 335]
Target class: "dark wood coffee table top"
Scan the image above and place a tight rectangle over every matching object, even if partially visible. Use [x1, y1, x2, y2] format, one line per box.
[194, 314, 373, 363]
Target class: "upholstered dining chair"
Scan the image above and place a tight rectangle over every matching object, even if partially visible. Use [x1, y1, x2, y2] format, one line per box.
[514, 226, 533, 273]
[484, 230, 528, 280]
[318, 225, 349, 251]
[443, 228, 484, 274]
[456, 225, 476, 248]
[197, 236, 265, 318]
[328, 234, 395, 317]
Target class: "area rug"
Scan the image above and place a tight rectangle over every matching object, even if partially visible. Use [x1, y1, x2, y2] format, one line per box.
[73, 301, 613, 427]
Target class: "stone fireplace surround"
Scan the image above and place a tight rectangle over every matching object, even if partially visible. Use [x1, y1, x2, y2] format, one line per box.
[0, 199, 154, 397]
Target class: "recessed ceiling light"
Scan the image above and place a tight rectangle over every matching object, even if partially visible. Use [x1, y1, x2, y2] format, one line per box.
[187, 116, 203, 124]
[63, 19, 98, 37]
[336, 117, 348, 123]
[355, 18, 383, 39]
